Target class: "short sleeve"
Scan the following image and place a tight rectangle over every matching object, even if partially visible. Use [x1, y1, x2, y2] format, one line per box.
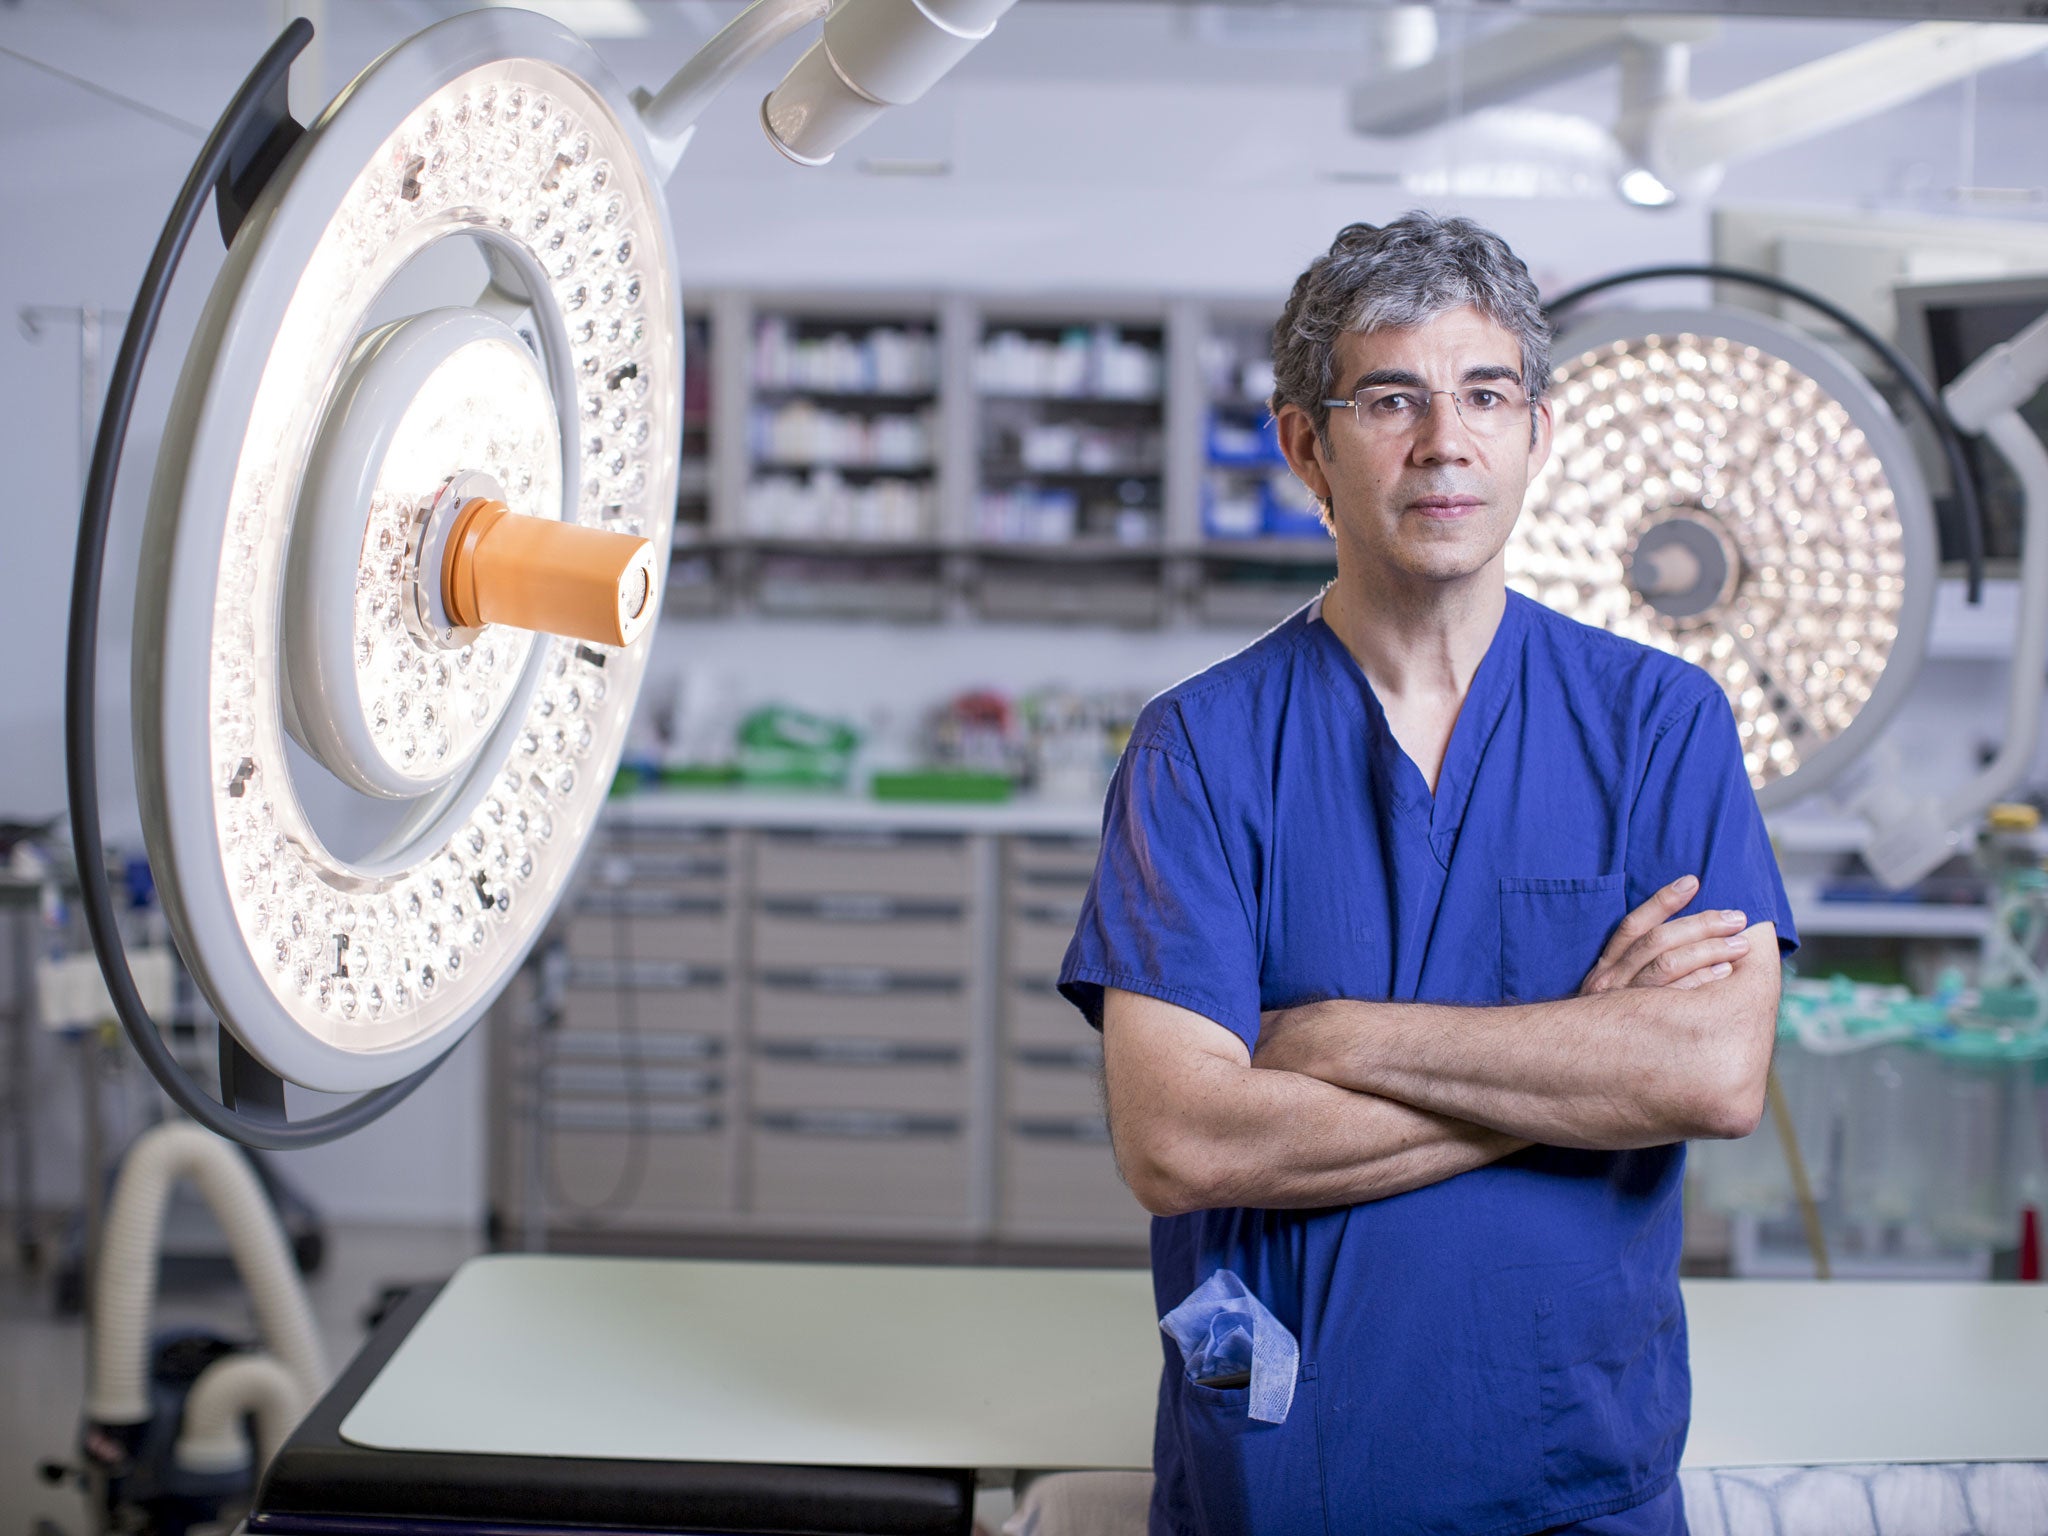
[1058, 707, 1263, 1049]
[1627, 684, 1799, 957]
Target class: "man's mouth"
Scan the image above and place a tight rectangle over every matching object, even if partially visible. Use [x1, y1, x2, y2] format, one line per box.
[1409, 495, 1484, 520]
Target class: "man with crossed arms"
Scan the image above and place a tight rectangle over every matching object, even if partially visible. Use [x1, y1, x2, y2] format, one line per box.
[1059, 212, 1794, 1536]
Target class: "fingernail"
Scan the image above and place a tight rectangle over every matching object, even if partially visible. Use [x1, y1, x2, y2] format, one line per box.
[1674, 875, 1698, 891]
[1711, 962, 1732, 977]
[1725, 936, 1749, 951]
[1721, 910, 1746, 924]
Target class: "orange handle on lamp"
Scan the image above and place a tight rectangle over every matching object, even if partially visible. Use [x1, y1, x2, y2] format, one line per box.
[442, 499, 658, 648]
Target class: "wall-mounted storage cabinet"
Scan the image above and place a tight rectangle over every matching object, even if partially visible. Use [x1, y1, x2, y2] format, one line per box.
[662, 289, 1330, 630]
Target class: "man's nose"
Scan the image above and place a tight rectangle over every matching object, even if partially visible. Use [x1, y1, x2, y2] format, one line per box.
[1410, 396, 1475, 465]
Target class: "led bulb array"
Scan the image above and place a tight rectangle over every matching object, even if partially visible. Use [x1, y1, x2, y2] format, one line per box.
[1512, 327, 1915, 802]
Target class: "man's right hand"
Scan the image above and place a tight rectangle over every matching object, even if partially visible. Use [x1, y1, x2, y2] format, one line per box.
[1579, 875, 1749, 996]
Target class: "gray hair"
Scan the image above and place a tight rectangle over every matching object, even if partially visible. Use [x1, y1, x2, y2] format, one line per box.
[1270, 210, 1552, 446]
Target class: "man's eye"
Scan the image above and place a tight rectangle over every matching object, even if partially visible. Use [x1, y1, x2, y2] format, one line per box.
[1370, 392, 1421, 415]
[1464, 389, 1506, 411]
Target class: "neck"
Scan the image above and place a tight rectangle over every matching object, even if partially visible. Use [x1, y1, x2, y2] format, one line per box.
[1321, 556, 1507, 705]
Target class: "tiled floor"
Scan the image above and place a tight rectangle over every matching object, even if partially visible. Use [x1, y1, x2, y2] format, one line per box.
[2, 1218, 484, 1536]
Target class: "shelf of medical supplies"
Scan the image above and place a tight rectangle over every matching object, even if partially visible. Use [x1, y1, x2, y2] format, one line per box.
[752, 386, 940, 406]
[977, 390, 1165, 406]
[746, 544, 948, 622]
[969, 538, 1166, 560]
[970, 558, 1168, 628]
[979, 464, 1163, 481]
[1196, 538, 1337, 564]
[751, 459, 936, 476]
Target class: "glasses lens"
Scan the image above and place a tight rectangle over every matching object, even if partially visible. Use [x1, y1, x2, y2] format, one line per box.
[1353, 385, 1528, 439]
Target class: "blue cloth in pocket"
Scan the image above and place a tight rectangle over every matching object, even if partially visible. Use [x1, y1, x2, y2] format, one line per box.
[1159, 1269, 1297, 1424]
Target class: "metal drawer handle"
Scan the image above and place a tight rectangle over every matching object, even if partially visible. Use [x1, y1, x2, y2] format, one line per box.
[761, 895, 964, 922]
[545, 1104, 723, 1134]
[756, 1109, 962, 1139]
[1016, 902, 1083, 926]
[543, 1032, 724, 1061]
[566, 961, 727, 990]
[1012, 1116, 1112, 1145]
[577, 892, 726, 916]
[766, 830, 963, 851]
[1013, 1046, 1102, 1072]
[544, 1066, 723, 1097]
[757, 1039, 963, 1067]
[759, 967, 963, 996]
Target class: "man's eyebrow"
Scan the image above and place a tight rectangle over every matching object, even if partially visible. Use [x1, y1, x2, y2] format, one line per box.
[1345, 363, 1524, 393]
[1346, 367, 1427, 393]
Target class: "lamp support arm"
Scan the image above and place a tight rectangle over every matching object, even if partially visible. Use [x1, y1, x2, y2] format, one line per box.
[1940, 311, 2048, 834]
[634, 0, 831, 159]
[1862, 310, 2048, 889]
[1641, 23, 2048, 187]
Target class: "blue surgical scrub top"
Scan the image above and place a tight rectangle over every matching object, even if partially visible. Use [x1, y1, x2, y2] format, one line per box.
[1059, 591, 1798, 1536]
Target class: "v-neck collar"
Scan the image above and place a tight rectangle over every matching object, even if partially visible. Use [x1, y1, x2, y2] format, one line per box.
[1305, 588, 1529, 862]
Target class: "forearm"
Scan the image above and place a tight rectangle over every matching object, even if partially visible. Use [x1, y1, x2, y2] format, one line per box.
[1109, 1049, 1526, 1215]
[1257, 956, 1777, 1150]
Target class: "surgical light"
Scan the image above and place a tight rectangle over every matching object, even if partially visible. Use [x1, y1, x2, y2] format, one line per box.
[1509, 304, 1936, 810]
[70, 2, 1014, 1148]
[1522, 265, 2048, 891]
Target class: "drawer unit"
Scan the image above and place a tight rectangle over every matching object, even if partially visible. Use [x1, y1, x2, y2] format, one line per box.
[1006, 834, 1100, 882]
[565, 897, 735, 966]
[541, 1029, 726, 1065]
[560, 974, 736, 1036]
[543, 1058, 726, 1101]
[1006, 898, 1082, 978]
[545, 1118, 734, 1221]
[753, 897, 969, 970]
[755, 829, 971, 898]
[751, 1040, 968, 1114]
[1006, 975, 1087, 1048]
[1000, 1118, 1148, 1241]
[587, 824, 730, 869]
[749, 1111, 969, 1222]
[1004, 1046, 1104, 1120]
[753, 970, 970, 1044]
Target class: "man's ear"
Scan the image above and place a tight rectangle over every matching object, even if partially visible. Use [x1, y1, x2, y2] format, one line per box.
[1528, 396, 1555, 476]
[1274, 402, 1333, 509]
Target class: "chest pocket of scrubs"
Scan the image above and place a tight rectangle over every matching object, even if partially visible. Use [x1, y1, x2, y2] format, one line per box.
[1499, 874, 1626, 1005]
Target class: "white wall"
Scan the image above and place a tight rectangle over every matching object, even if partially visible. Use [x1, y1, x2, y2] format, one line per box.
[1, 1, 2042, 1225]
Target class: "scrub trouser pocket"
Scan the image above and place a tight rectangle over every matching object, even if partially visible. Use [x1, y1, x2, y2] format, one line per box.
[1164, 1375, 1325, 1536]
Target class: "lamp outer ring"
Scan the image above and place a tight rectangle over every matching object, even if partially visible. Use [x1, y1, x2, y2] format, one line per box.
[1549, 304, 1937, 812]
[136, 11, 680, 1093]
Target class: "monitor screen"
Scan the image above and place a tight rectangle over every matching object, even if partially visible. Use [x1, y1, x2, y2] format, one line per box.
[1896, 275, 2048, 565]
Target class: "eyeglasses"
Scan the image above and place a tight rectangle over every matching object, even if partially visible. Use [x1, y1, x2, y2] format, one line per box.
[1321, 381, 1532, 441]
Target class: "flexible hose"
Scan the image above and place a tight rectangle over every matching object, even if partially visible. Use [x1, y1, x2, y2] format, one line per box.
[173, 1351, 306, 1473]
[86, 1122, 327, 1426]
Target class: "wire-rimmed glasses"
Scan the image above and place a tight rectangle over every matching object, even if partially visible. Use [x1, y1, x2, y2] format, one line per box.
[1321, 380, 1532, 441]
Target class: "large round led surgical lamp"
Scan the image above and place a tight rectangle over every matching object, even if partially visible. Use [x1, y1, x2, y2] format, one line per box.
[1517, 265, 2045, 888]
[68, 1, 1015, 1151]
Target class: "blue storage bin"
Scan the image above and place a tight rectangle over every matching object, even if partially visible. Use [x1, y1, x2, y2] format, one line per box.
[1262, 479, 1330, 540]
[1206, 413, 1285, 468]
